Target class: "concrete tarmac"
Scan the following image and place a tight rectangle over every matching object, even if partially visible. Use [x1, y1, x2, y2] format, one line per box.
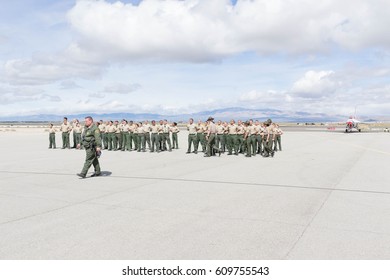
[0, 130, 389, 259]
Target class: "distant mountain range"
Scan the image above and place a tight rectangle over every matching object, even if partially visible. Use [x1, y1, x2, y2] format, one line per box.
[0, 107, 385, 123]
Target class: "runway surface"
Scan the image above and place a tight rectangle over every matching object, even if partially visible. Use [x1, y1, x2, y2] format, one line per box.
[0, 130, 389, 259]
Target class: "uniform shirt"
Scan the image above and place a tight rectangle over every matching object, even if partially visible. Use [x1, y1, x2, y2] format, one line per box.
[98, 123, 106, 133]
[275, 128, 283, 135]
[60, 123, 72, 133]
[249, 125, 257, 135]
[122, 124, 130, 132]
[208, 123, 217, 134]
[216, 124, 225, 134]
[136, 126, 145, 134]
[150, 124, 159, 133]
[187, 123, 197, 134]
[107, 125, 116, 133]
[49, 127, 56, 134]
[227, 124, 238, 135]
[223, 124, 229, 134]
[143, 124, 151, 133]
[203, 124, 209, 134]
[114, 124, 121, 134]
[237, 125, 245, 135]
[171, 126, 180, 133]
[74, 124, 83, 133]
[82, 124, 102, 148]
[129, 124, 136, 133]
[196, 123, 206, 133]
[244, 126, 251, 137]
[161, 124, 170, 133]
[253, 125, 261, 135]
[266, 126, 275, 136]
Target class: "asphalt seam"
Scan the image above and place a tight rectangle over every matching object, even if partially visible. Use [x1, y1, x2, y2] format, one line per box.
[84, 200, 307, 228]
[0, 179, 160, 227]
[0, 170, 389, 196]
[283, 139, 370, 259]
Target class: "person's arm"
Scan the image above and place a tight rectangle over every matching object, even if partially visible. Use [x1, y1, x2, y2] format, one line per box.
[94, 128, 102, 151]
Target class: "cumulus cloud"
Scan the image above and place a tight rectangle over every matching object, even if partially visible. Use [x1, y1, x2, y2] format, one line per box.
[89, 92, 106, 98]
[67, 0, 390, 62]
[59, 80, 81, 89]
[4, 0, 390, 86]
[2, 43, 105, 85]
[238, 71, 341, 111]
[0, 85, 61, 104]
[291, 70, 340, 98]
[103, 83, 141, 94]
[237, 69, 390, 117]
[239, 90, 289, 103]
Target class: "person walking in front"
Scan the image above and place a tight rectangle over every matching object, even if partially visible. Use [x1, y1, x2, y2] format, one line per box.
[77, 116, 102, 178]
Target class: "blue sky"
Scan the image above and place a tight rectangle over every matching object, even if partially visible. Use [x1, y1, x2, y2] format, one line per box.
[1, 0, 390, 119]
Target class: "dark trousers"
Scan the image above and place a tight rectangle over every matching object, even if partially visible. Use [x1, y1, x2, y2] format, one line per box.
[49, 133, 56, 148]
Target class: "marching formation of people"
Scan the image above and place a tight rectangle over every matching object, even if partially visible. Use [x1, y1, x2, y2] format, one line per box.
[187, 117, 283, 158]
[48, 116, 283, 158]
[48, 117, 180, 153]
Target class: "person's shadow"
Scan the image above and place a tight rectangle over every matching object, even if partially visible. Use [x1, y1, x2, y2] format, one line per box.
[99, 171, 112, 177]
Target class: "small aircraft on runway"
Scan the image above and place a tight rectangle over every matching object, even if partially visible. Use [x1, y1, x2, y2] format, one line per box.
[345, 116, 361, 133]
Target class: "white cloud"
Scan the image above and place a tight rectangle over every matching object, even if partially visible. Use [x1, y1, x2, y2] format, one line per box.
[89, 92, 106, 98]
[2, 43, 105, 85]
[0, 85, 61, 104]
[67, 0, 390, 62]
[4, 0, 390, 86]
[291, 70, 339, 98]
[103, 83, 141, 94]
[60, 80, 81, 89]
[239, 90, 288, 103]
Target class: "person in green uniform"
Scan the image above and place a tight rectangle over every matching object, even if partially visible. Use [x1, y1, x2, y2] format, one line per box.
[204, 117, 221, 157]
[227, 119, 238, 155]
[263, 121, 275, 158]
[274, 123, 283, 151]
[60, 117, 72, 149]
[186, 118, 197, 154]
[73, 120, 83, 149]
[243, 121, 253, 157]
[48, 123, 56, 149]
[114, 120, 121, 150]
[77, 116, 102, 178]
[171, 122, 179, 149]
[150, 120, 160, 152]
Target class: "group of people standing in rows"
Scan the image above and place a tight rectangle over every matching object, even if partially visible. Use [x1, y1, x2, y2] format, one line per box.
[48, 117, 180, 152]
[187, 117, 282, 158]
[48, 116, 283, 158]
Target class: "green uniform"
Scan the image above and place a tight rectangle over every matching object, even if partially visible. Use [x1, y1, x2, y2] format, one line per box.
[80, 124, 102, 176]
[227, 124, 238, 155]
[263, 126, 275, 157]
[171, 126, 179, 149]
[274, 127, 282, 151]
[48, 127, 56, 148]
[98, 123, 107, 149]
[60, 122, 72, 149]
[115, 125, 121, 150]
[150, 124, 160, 152]
[205, 122, 221, 156]
[187, 123, 197, 153]
[160, 124, 172, 151]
